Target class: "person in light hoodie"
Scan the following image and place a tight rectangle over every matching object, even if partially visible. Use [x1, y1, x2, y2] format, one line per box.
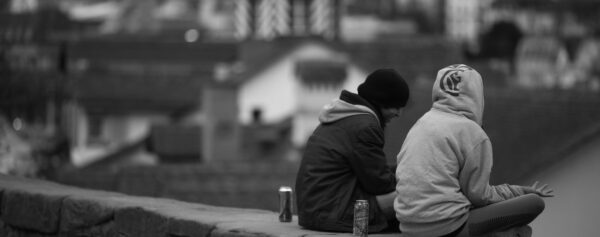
[394, 64, 554, 237]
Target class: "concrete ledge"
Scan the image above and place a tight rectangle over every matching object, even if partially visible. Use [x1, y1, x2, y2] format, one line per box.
[0, 174, 533, 237]
[0, 174, 371, 237]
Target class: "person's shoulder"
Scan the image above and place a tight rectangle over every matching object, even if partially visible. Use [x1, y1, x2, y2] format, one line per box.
[337, 113, 380, 128]
[334, 114, 383, 139]
[425, 110, 487, 139]
[456, 119, 488, 143]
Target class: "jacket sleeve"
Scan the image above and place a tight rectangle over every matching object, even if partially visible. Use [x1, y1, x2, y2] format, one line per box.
[459, 139, 526, 207]
[348, 124, 397, 195]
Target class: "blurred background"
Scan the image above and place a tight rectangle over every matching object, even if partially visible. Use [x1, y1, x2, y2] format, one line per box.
[1, 0, 599, 236]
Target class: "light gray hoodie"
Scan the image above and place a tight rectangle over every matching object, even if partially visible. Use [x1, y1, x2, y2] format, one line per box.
[394, 64, 526, 236]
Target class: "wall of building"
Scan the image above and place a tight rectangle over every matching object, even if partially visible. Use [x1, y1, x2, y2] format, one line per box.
[202, 84, 240, 161]
[238, 56, 298, 124]
[292, 83, 340, 147]
[238, 43, 350, 125]
[103, 114, 163, 145]
[291, 64, 366, 147]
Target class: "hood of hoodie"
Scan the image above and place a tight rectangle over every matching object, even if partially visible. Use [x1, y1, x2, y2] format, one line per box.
[318, 91, 382, 128]
[431, 64, 484, 125]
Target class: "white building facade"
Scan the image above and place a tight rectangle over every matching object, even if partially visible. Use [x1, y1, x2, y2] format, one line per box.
[237, 41, 367, 147]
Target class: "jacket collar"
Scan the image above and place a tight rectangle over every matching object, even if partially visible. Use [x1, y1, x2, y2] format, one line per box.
[339, 90, 386, 128]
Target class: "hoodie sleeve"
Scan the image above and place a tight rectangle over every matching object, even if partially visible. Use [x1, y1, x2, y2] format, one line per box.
[348, 124, 397, 195]
[459, 139, 526, 207]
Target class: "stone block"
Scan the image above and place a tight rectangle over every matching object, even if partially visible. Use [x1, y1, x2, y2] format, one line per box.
[60, 194, 117, 232]
[142, 202, 266, 237]
[114, 207, 169, 237]
[211, 217, 330, 237]
[0, 219, 9, 237]
[166, 217, 215, 237]
[61, 221, 117, 237]
[61, 189, 202, 233]
[1, 188, 63, 234]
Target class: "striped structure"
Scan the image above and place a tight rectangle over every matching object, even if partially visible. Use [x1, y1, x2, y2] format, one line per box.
[309, 0, 334, 38]
[234, 0, 340, 40]
[255, 0, 290, 39]
[234, 0, 252, 39]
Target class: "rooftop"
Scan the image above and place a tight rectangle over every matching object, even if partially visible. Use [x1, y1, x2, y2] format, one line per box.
[69, 39, 238, 115]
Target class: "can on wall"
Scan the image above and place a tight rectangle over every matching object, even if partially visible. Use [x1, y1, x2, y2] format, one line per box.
[278, 186, 293, 222]
[353, 200, 369, 237]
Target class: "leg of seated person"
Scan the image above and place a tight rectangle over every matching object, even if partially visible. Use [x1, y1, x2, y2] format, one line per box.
[456, 194, 545, 237]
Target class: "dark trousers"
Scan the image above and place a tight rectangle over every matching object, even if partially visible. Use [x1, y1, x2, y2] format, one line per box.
[444, 194, 545, 237]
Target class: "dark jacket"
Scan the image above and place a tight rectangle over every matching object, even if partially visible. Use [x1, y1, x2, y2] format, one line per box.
[295, 90, 397, 232]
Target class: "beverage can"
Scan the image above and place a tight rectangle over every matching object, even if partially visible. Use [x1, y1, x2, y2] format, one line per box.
[353, 200, 369, 237]
[278, 186, 293, 222]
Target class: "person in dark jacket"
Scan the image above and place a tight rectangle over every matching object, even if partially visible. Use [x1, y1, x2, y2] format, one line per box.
[295, 68, 410, 233]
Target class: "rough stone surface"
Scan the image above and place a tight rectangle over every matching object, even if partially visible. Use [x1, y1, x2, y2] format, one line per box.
[2, 188, 64, 234]
[0, 174, 532, 237]
[211, 220, 330, 237]
[0, 174, 347, 237]
[59, 190, 123, 232]
[115, 207, 170, 237]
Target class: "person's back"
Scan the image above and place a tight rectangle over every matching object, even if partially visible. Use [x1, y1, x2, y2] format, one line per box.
[297, 101, 392, 232]
[296, 69, 410, 233]
[395, 64, 553, 237]
[395, 107, 489, 236]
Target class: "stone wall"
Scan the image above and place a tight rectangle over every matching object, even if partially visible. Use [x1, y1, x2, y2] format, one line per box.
[57, 161, 300, 212]
[0, 174, 537, 237]
[0, 174, 339, 237]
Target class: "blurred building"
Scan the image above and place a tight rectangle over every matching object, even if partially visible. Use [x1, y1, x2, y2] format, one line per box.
[62, 0, 342, 41]
[564, 39, 600, 90]
[489, 0, 600, 90]
[63, 39, 240, 166]
[234, 40, 367, 148]
[515, 36, 570, 89]
[0, 1, 90, 177]
[232, 0, 449, 42]
[445, 0, 493, 42]
[491, 0, 600, 36]
[1, 0, 246, 168]
[450, 0, 600, 43]
[233, 36, 462, 153]
[342, 0, 446, 41]
[0, 3, 81, 135]
[233, 0, 342, 40]
[445, 0, 600, 90]
[516, 35, 600, 91]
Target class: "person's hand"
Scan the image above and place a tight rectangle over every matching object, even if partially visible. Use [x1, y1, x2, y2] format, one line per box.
[522, 181, 554, 197]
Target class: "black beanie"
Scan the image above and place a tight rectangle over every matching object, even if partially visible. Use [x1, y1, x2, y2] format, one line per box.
[358, 69, 409, 108]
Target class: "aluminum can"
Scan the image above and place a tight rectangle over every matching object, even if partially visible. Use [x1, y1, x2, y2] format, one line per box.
[278, 186, 293, 222]
[353, 200, 369, 237]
